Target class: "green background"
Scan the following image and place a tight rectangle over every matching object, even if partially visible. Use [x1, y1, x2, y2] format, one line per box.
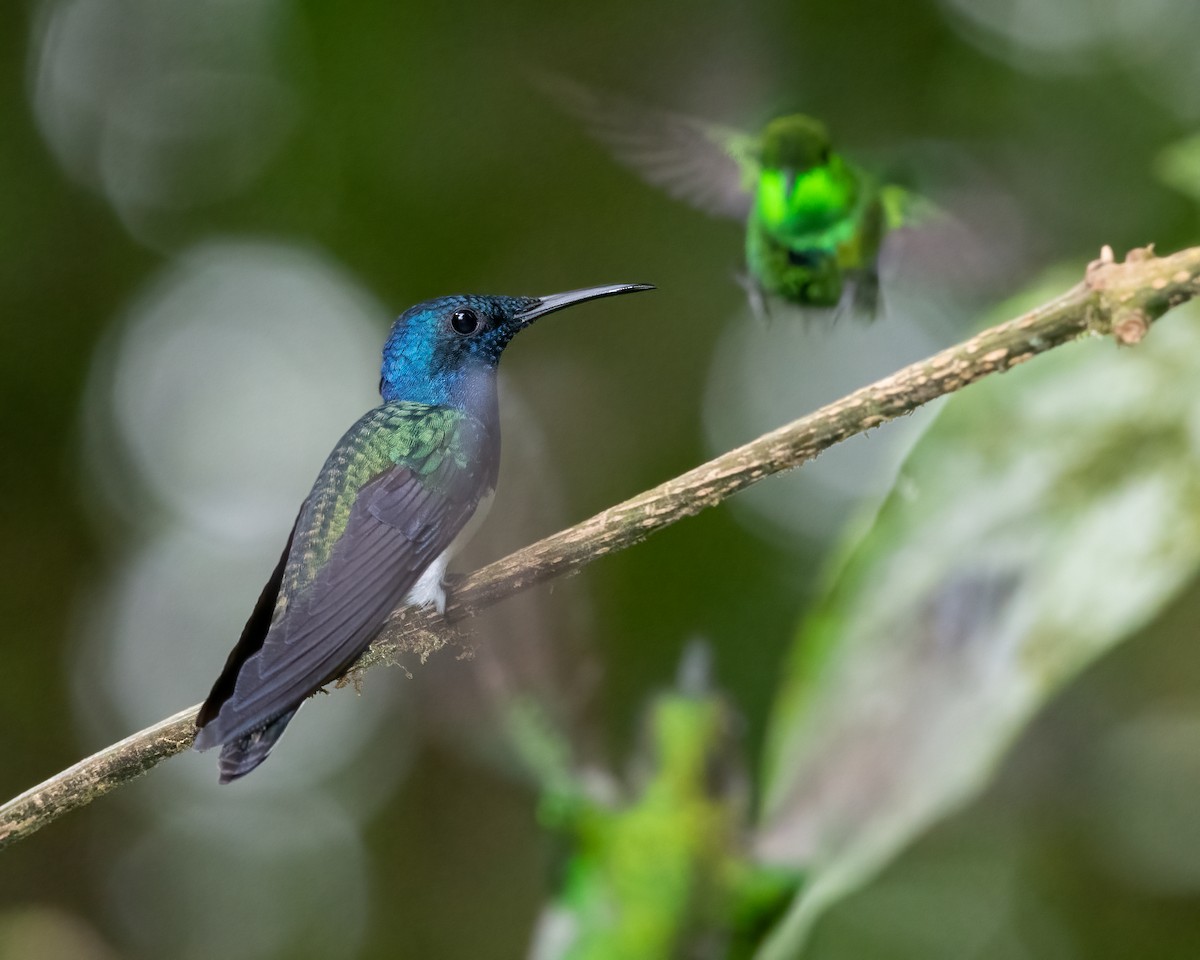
[3, 0, 1200, 957]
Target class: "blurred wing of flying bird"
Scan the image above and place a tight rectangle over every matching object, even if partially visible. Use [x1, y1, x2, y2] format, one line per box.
[535, 70, 759, 222]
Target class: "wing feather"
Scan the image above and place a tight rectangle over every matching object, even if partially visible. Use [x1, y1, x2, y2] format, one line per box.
[538, 72, 759, 221]
[195, 421, 489, 750]
[195, 511, 300, 728]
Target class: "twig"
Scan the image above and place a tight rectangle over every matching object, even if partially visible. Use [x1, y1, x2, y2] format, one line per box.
[3, 244, 1198, 851]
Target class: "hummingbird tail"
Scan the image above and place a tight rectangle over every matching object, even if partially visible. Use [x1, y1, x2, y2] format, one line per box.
[216, 708, 299, 784]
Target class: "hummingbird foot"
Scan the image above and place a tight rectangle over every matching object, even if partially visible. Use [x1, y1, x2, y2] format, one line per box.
[840, 268, 882, 321]
[404, 551, 453, 614]
[736, 270, 772, 322]
[439, 572, 468, 613]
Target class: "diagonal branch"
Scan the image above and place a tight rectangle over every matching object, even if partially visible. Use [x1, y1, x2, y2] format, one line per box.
[3, 244, 1198, 851]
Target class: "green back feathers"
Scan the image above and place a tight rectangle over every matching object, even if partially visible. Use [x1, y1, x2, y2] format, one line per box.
[376, 403, 479, 479]
[286, 402, 482, 595]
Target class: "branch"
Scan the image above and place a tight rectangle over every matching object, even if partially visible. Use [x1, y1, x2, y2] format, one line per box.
[3, 244, 1198, 851]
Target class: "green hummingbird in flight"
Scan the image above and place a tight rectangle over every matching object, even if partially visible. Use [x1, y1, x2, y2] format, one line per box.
[192, 283, 652, 782]
[542, 76, 926, 318]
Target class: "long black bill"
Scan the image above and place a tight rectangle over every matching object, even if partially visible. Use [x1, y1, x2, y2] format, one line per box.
[514, 282, 654, 325]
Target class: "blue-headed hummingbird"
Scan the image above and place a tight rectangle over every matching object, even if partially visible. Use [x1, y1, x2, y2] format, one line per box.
[193, 283, 653, 782]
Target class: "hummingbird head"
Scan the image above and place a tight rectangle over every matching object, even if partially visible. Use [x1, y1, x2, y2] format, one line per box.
[760, 115, 833, 173]
[379, 284, 653, 410]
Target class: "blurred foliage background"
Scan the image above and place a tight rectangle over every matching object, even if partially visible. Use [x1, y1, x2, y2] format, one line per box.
[4, 0, 1200, 957]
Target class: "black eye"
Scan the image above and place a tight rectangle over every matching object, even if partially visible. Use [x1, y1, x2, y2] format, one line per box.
[451, 308, 479, 335]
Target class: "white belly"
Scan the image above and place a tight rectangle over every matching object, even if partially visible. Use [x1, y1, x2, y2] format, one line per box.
[403, 487, 495, 614]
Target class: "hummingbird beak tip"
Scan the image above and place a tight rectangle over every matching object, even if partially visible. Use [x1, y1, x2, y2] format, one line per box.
[515, 282, 655, 324]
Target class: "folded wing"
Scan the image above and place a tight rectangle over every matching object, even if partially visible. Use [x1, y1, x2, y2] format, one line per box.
[195, 411, 491, 759]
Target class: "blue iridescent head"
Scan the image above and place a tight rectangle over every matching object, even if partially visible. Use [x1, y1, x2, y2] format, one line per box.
[379, 283, 653, 412]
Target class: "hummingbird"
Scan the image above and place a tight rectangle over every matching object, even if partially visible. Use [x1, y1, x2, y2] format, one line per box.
[542, 75, 924, 317]
[193, 283, 653, 783]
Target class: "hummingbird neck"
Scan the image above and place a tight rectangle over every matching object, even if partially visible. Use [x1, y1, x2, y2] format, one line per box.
[380, 356, 499, 424]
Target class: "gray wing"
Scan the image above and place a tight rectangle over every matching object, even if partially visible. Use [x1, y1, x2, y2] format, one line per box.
[194, 455, 487, 750]
[538, 71, 759, 221]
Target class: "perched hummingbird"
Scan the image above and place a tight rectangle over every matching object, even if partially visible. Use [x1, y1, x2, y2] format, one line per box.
[193, 283, 652, 782]
[543, 76, 923, 317]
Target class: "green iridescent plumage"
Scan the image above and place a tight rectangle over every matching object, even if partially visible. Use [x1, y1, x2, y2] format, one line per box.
[542, 76, 925, 316]
[286, 402, 486, 594]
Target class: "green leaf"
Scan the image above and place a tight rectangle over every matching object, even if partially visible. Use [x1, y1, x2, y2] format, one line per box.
[1157, 134, 1200, 207]
[754, 280, 1200, 958]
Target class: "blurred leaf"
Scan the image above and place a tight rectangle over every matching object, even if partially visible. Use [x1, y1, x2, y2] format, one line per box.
[1156, 134, 1200, 207]
[0, 907, 117, 960]
[753, 276, 1200, 958]
[526, 645, 802, 960]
